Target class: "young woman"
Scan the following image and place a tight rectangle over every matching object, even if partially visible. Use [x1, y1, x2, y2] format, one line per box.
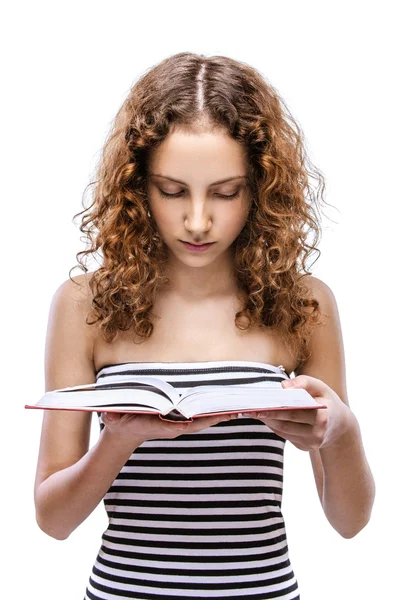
[34, 52, 375, 600]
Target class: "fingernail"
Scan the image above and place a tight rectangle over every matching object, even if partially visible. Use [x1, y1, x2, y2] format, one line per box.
[282, 379, 294, 387]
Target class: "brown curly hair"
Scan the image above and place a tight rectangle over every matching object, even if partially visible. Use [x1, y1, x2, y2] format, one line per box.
[70, 52, 337, 369]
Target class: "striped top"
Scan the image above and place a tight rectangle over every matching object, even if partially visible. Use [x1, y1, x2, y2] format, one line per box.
[84, 360, 300, 600]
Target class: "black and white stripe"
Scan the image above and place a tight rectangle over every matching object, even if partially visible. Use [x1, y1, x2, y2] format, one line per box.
[84, 360, 300, 600]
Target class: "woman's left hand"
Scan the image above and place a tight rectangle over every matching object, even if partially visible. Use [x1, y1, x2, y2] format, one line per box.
[245, 375, 354, 451]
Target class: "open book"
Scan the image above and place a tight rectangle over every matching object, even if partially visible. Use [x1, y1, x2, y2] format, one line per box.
[25, 374, 326, 422]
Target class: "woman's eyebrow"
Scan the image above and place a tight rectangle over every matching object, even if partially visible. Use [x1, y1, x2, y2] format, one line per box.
[148, 173, 247, 186]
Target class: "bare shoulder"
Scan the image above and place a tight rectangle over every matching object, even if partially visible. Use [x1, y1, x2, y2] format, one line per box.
[44, 270, 97, 400]
[46, 272, 96, 379]
[301, 273, 336, 306]
[53, 272, 94, 318]
[296, 274, 348, 402]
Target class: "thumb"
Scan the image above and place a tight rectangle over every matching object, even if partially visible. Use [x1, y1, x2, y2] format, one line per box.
[281, 374, 329, 399]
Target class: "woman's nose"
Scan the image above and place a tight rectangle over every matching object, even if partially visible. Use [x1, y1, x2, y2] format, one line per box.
[184, 202, 212, 233]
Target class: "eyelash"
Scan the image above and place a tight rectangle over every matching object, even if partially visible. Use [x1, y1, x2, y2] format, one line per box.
[158, 189, 240, 201]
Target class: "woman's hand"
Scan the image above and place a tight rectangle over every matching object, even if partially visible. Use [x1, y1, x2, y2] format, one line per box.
[247, 375, 354, 451]
[100, 411, 232, 446]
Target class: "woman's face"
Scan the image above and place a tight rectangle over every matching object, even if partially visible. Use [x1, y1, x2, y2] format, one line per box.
[146, 127, 252, 266]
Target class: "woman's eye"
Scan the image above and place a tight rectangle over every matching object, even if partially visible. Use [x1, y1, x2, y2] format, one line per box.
[217, 191, 240, 200]
[158, 189, 184, 198]
[158, 189, 240, 200]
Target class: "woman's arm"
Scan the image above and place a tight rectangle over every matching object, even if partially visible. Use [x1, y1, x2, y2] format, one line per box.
[35, 418, 141, 540]
[33, 275, 136, 540]
[313, 412, 374, 538]
[295, 275, 376, 537]
[250, 275, 375, 538]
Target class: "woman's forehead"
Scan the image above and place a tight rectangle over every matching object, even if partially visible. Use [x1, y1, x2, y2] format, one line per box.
[148, 129, 248, 183]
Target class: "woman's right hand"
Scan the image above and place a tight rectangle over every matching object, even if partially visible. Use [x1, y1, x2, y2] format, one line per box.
[100, 411, 235, 448]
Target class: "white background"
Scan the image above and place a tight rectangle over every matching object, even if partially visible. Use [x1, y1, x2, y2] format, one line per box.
[2, 1, 411, 599]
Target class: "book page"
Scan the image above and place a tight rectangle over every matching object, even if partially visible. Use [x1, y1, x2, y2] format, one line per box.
[176, 384, 323, 418]
[32, 386, 174, 414]
[59, 375, 180, 403]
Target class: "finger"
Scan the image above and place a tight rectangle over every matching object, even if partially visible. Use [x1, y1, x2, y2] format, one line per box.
[199, 413, 233, 424]
[260, 418, 314, 437]
[284, 375, 330, 399]
[187, 414, 231, 432]
[260, 409, 318, 425]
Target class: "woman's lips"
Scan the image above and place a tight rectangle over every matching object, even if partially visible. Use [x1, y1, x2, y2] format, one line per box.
[180, 241, 216, 252]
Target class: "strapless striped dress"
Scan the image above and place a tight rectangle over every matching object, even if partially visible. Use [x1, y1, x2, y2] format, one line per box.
[83, 360, 300, 600]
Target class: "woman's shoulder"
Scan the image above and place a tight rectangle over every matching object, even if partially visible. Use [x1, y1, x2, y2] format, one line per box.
[50, 272, 96, 363]
[299, 274, 339, 320]
[52, 272, 97, 322]
[295, 274, 345, 380]
[55, 271, 94, 301]
[301, 273, 332, 296]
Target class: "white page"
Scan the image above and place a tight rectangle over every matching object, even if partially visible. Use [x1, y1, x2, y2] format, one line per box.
[178, 385, 320, 418]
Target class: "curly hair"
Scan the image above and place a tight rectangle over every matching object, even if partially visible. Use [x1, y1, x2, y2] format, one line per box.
[70, 52, 336, 369]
